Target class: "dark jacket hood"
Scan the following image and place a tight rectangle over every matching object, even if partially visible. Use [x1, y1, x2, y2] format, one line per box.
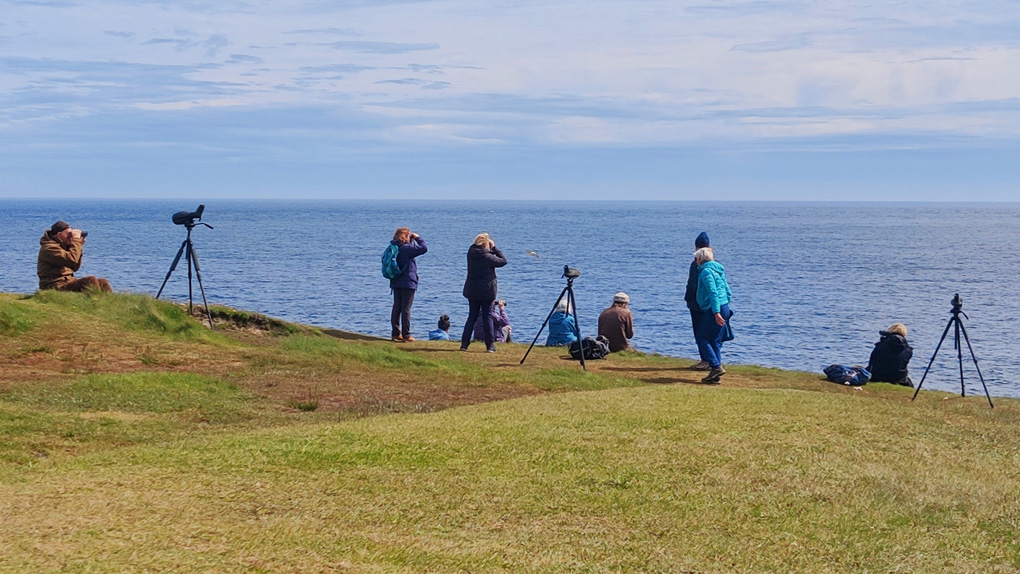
[879, 331, 909, 350]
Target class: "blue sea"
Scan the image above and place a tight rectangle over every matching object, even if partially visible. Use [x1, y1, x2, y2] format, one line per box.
[2, 200, 1018, 398]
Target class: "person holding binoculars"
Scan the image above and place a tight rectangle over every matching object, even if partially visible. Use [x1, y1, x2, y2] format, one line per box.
[37, 220, 112, 293]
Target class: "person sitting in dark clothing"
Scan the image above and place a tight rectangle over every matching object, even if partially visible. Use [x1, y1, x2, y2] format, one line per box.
[867, 323, 914, 387]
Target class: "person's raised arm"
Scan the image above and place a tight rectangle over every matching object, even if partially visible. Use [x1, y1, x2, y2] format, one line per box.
[38, 238, 83, 271]
[487, 243, 507, 267]
[406, 233, 428, 256]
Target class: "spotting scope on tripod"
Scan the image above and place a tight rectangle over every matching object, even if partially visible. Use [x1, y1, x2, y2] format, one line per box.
[521, 265, 586, 371]
[156, 205, 215, 329]
[911, 294, 993, 408]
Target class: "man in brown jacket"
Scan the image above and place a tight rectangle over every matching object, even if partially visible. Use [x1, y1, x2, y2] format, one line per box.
[37, 221, 112, 292]
[597, 292, 634, 352]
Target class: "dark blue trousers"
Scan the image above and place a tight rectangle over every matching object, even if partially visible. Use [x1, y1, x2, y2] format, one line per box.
[461, 299, 495, 348]
[696, 303, 730, 369]
[690, 307, 708, 361]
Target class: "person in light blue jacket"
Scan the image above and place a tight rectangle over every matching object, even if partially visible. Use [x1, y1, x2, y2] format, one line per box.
[546, 299, 578, 347]
[428, 314, 452, 341]
[694, 247, 733, 384]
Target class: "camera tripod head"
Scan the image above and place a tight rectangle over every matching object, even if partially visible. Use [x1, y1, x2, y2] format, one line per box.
[562, 265, 581, 281]
[172, 204, 212, 230]
[951, 293, 968, 319]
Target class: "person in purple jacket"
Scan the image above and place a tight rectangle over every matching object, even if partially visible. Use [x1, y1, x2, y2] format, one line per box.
[389, 227, 427, 342]
[460, 232, 507, 352]
[474, 299, 512, 343]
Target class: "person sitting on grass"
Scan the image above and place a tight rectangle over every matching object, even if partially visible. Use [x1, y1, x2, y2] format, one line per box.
[866, 323, 914, 387]
[597, 292, 634, 353]
[474, 299, 512, 343]
[37, 220, 112, 293]
[429, 314, 453, 341]
[546, 299, 578, 347]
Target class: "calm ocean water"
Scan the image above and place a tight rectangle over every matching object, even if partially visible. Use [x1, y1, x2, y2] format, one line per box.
[2, 200, 1018, 398]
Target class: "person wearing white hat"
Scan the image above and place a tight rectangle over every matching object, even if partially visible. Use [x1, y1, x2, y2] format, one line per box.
[597, 292, 634, 352]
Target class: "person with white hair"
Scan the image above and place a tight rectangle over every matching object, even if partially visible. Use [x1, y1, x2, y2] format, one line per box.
[694, 247, 732, 384]
[597, 292, 634, 352]
[866, 323, 914, 387]
[545, 298, 578, 347]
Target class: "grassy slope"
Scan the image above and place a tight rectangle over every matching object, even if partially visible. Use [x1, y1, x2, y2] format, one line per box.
[2, 292, 1019, 573]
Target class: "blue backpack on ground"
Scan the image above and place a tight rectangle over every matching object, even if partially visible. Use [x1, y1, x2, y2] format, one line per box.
[823, 364, 871, 386]
[381, 244, 404, 280]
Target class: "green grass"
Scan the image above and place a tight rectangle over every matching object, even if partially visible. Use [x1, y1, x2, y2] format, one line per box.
[28, 290, 216, 339]
[0, 373, 262, 466]
[0, 305, 34, 336]
[3, 372, 250, 417]
[4, 387, 1020, 572]
[2, 292, 1020, 572]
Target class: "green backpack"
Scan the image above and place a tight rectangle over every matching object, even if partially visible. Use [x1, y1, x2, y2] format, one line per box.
[381, 244, 404, 280]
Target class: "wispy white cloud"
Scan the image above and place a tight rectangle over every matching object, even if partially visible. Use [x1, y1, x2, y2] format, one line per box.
[328, 40, 440, 54]
[1, 0, 1018, 199]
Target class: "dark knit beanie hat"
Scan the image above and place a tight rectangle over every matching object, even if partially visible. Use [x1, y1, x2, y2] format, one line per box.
[695, 232, 710, 248]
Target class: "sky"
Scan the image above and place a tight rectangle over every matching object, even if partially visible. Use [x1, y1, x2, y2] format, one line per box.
[1, 0, 1019, 200]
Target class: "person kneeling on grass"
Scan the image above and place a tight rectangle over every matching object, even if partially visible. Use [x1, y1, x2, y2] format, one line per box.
[37, 220, 112, 293]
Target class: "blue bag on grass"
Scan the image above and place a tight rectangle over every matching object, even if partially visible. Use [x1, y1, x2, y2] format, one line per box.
[823, 364, 871, 386]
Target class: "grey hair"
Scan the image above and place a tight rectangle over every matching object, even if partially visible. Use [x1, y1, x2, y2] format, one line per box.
[693, 247, 714, 264]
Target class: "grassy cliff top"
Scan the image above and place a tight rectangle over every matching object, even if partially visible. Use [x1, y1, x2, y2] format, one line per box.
[2, 291, 1019, 573]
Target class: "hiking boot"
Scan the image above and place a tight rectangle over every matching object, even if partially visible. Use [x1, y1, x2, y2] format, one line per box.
[689, 360, 711, 371]
[701, 366, 725, 384]
[486, 345, 497, 353]
[459, 345, 469, 352]
[391, 335, 404, 342]
[403, 335, 416, 342]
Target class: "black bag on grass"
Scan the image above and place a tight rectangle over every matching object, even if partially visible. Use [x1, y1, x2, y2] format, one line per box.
[569, 335, 611, 360]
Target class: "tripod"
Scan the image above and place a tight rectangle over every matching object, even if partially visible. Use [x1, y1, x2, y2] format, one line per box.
[521, 266, 586, 371]
[156, 220, 214, 329]
[911, 294, 993, 408]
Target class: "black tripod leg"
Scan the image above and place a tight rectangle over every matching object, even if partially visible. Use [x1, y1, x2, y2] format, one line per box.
[955, 320, 965, 397]
[912, 316, 955, 402]
[567, 285, 585, 371]
[520, 286, 569, 365]
[957, 320, 993, 408]
[188, 240, 215, 330]
[155, 239, 189, 299]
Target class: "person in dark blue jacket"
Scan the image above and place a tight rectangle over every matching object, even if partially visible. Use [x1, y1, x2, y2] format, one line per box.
[684, 232, 712, 370]
[389, 227, 427, 342]
[460, 232, 507, 352]
[546, 299, 578, 347]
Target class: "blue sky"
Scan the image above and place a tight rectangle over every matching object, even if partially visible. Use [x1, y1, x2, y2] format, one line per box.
[1, 0, 1018, 200]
